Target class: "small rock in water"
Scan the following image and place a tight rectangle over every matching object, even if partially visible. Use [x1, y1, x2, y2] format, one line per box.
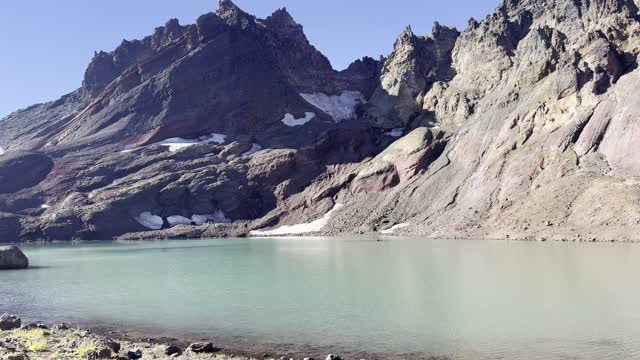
[0, 246, 28, 270]
[187, 342, 217, 353]
[164, 344, 182, 356]
[127, 349, 143, 359]
[0, 314, 21, 331]
[326, 355, 343, 360]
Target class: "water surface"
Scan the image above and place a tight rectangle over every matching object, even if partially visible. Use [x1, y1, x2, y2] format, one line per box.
[2, 238, 640, 359]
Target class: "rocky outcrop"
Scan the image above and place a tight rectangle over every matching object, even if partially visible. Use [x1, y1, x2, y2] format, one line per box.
[0, 314, 21, 330]
[364, 24, 459, 129]
[351, 128, 446, 193]
[0, 246, 28, 269]
[0, 152, 53, 195]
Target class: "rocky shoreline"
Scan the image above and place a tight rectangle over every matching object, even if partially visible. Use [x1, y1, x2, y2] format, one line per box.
[0, 314, 355, 360]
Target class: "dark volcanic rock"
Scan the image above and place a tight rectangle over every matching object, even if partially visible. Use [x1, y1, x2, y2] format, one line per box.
[163, 344, 182, 356]
[187, 342, 217, 353]
[0, 246, 28, 270]
[0, 152, 53, 194]
[0, 213, 21, 242]
[0, 314, 21, 330]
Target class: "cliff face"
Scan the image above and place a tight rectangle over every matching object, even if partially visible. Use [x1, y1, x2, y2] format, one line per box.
[1, 0, 640, 241]
[313, 0, 640, 241]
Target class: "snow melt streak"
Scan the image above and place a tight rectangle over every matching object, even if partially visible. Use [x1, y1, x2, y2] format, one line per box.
[250, 204, 344, 236]
[300, 91, 366, 122]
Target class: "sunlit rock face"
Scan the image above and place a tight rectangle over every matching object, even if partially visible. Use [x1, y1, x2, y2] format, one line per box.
[2, 0, 640, 242]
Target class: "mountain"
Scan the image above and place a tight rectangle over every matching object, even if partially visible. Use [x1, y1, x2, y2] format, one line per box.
[1, 0, 640, 242]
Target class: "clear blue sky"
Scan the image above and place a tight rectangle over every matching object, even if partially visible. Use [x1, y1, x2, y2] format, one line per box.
[0, 0, 498, 118]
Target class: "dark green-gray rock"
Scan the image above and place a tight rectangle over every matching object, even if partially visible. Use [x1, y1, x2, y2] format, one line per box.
[0, 246, 28, 270]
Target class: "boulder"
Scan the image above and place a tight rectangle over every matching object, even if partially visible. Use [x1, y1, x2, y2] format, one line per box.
[126, 349, 142, 359]
[87, 348, 112, 359]
[186, 342, 217, 353]
[0, 314, 21, 331]
[101, 339, 121, 353]
[0, 246, 28, 270]
[163, 344, 182, 356]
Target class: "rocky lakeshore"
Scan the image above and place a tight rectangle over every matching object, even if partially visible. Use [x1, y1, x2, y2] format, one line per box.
[0, 315, 357, 360]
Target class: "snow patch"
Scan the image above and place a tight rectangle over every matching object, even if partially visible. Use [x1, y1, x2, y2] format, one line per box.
[281, 112, 316, 127]
[380, 223, 410, 235]
[156, 133, 227, 152]
[135, 212, 164, 230]
[250, 203, 344, 236]
[0, 147, 4, 156]
[167, 215, 192, 227]
[242, 143, 262, 157]
[385, 128, 405, 138]
[40, 204, 52, 209]
[300, 91, 366, 122]
[146, 211, 232, 229]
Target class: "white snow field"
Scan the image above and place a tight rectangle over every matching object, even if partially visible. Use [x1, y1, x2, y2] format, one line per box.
[250, 204, 344, 236]
[156, 133, 227, 152]
[300, 91, 366, 122]
[281, 112, 316, 127]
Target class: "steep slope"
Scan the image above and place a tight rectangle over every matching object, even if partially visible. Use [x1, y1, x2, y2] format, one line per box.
[0, 1, 382, 241]
[252, 0, 640, 242]
[0, 0, 378, 153]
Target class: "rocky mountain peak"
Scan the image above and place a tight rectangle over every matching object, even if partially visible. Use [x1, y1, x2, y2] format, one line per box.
[267, 8, 298, 27]
[216, 0, 255, 28]
[217, 0, 241, 14]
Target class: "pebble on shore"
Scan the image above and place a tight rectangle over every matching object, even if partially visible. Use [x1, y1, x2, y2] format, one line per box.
[0, 314, 343, 360]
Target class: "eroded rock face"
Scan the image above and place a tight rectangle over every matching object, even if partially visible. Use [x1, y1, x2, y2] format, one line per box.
[0, 152, 53, 195]
[364, 24, 460, 129]
[351, 128, 446, 193]
[0, 246, 28, 270]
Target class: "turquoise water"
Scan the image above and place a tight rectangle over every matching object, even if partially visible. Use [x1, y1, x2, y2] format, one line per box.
[2, 238, 640, 359]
